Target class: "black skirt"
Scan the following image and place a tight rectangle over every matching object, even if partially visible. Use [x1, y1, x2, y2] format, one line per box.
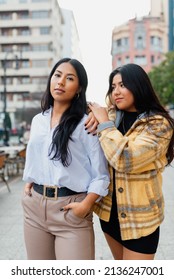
[100, 187, 159, 254]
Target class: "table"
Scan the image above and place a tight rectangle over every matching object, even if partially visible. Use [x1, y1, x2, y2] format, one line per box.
[0, 145, 25, 157]
[0, 145, 26, 176]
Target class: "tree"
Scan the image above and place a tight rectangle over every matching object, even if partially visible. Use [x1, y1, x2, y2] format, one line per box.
[148, 51, 174, 106]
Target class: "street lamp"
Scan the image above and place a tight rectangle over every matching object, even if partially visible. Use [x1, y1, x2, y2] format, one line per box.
[2, 52, 21, 146]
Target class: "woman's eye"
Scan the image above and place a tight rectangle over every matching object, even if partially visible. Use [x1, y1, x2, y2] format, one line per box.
[67, 77, 73, 81]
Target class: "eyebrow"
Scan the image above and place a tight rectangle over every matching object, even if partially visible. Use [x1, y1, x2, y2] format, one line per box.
[56, 70, 77, 77]
[112, 81, 123, 85]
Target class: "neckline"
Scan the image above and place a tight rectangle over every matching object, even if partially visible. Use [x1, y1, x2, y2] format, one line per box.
[124, 111, 138, 115]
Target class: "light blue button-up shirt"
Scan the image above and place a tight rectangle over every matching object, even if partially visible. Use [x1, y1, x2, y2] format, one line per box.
[23, 108, 110, 197]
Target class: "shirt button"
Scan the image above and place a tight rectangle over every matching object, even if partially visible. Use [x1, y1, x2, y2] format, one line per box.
[121, 212, 126, 218]
[98, 132, 101, 137]
[118, 187, 124, 193]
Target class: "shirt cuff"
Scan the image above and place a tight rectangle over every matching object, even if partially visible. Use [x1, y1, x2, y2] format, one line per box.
[97, 121, 115, 132]
[88, 180, 109, 198]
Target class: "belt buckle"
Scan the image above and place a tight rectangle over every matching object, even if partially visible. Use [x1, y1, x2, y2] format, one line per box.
[43, 185, 58, 200]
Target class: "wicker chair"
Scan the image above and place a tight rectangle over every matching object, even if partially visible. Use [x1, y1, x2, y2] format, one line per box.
[0, 152, 10, 192]
[16, 147, 26, 174]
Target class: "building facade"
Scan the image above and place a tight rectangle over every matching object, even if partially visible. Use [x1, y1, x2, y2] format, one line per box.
[150, 0, 174, 51]
[111, 13, 168, 73]
[0, 0, 80, 136]
[168, 0, 174, 50]
[61, 9, 82, 61]
[150, 0, 168, 21]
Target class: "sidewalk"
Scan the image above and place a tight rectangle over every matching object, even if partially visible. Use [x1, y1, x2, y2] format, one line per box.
[0, 163, 174, 260]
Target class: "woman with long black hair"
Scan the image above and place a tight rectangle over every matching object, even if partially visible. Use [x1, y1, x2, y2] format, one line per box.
[87, 63, 174, 260]
[22, 58, 110, 260]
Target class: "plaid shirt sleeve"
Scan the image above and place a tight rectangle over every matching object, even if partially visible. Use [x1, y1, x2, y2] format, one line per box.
[97, 115, 173, 173]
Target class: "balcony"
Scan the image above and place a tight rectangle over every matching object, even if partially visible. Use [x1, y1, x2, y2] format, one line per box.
[0, 18, 52, 28]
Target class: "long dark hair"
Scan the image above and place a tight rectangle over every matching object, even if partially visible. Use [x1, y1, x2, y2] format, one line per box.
[106, 63, 174, 165]
[41, 58, 88, 166]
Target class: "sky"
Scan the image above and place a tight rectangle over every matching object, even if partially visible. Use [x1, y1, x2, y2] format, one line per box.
[58, 0, 151, 105]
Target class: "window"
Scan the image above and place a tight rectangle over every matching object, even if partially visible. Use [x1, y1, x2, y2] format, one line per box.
[18, 12, 29, 19]
[18, 29, 30, 36]
[134, 56, 147, 65]
[151, 55, 155, 64]
[2, 45, 13, 52]
[32, 44, 49, 51]
[21, 61, 30, 68]
[6, 77, 13, 85]
[4, 60, 13, 69]
[112, 41, 117, 55]
[117, 39, 121, 47]
[20, 45, 30, 52]
[40, 27, 50, 35]
[150, 36, 162, 51]
[0, 13, 11, 20]
[32, 60, 48, 67]
[136, 36, 144, 49]
[123, 37, 128, 47]
[20, 77, 30, 84]
[32, 77, 47, 84]
[31, 11, 49, 19]
[117, 57, 122, 67]
[112, 38, 129, 55]
[125, 56, 130, 64]
[2, 28, 12, 36]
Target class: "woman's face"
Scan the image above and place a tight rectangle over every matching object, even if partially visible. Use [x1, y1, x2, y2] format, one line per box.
[50, 62, 80, 105]
[111, 73, 136, 112]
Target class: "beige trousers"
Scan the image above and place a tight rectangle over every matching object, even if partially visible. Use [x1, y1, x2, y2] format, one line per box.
[21, 188, 94, 260]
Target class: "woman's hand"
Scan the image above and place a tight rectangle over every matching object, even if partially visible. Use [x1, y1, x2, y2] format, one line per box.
[61, 201, 90, 218]
[24, 182, 33, 196]
[88, 102, 109, 124]
[61, 193, 99, 218]
[85, 111, 98, 134]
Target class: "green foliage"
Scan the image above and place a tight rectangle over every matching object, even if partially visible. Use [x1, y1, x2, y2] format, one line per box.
[148, 51, 174, 106]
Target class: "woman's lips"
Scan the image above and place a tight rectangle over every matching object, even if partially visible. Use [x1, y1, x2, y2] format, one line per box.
[54, 88, 65, 93]
[115, 98, 123, 103]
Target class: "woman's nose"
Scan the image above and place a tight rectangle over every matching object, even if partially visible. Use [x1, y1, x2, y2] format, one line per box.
[113, 87, 120, 95]
[58, 77, 65, 86]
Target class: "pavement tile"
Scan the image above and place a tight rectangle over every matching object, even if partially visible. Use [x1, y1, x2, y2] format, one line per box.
[0, 163, 174, 260]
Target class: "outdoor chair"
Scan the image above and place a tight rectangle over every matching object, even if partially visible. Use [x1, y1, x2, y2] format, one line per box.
[16, 147, 26, 174]
[0, 152, 10, 192]
[5, 150, 18, 177]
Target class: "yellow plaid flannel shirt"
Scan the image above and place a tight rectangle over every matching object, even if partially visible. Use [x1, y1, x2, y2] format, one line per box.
[94, 108, 173, 240]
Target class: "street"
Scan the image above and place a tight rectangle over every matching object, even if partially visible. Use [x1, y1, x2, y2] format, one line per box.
[0, 162, 174, 260]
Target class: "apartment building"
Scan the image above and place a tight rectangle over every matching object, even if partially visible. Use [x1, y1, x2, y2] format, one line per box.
[61, 9, 82, 61]
[150, 0, 168, 21]
[111, 2, 168, 72]
[147, 0, 174, 51]
[0, 0, 81, 134]
[150, 0, 174, 51]
[168, 0, 174, 50]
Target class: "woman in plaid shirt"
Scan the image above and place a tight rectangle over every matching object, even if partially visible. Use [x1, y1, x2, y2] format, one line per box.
[87, 63, 174, 260]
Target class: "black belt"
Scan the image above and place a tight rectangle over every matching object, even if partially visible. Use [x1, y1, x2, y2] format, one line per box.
[33, 183, 83, 200]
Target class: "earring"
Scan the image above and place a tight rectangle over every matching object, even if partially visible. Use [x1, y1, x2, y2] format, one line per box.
[76, 93, 80, 99]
